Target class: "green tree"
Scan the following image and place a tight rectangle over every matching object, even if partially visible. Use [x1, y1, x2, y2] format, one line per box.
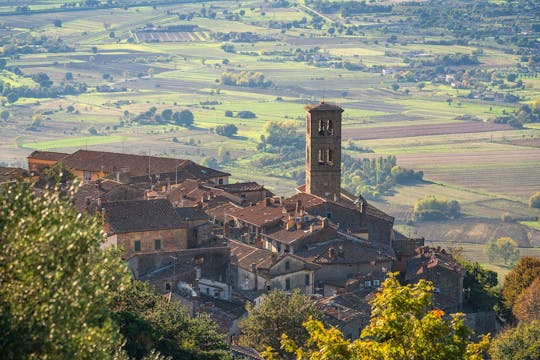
[0, 181, 130, 358]
[215, 124, 238, 137]
[489, 320, 540, 360]
[240, 289, 322, 359]
[502, 256, 540, 310]
[112, 280, 228, 359]
[174, 109, 194, 126]
[529, 192, 540, 208]
[277, 273, 489, 360]
[43, 162, 76, 186]
[161, 109, 173, 122]
[0, 110, 9, 121]
[485, 237, 520, 265]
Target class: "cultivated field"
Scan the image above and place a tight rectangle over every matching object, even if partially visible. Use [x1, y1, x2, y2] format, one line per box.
[1, 0, 539, 275]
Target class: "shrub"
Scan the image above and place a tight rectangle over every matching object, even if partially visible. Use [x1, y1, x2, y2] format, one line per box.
[529, 192, 540, 208]
[413, 195, 460, 221]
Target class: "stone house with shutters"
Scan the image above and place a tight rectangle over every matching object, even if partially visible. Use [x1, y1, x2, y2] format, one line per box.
[101, 198, 188, 259]
[229, 239, 318, 294]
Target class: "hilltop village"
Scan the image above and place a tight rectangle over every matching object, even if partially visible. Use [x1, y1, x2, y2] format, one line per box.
[2, 103, 474, 350]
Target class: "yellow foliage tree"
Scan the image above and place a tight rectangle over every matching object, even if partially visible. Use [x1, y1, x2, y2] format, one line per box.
[268, 273, 489, 360]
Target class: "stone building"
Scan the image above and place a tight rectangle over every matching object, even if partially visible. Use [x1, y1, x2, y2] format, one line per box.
[101, 198, 188, 259]
[305, 102, 343, 200]
[405, 246, 465, 312]
[229, 239, 318, 294]
[27, 149, 230, 185]
[27, 151, 68, 173]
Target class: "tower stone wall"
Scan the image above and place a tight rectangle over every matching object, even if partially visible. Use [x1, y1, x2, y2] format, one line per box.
[305, 102, 343, 199]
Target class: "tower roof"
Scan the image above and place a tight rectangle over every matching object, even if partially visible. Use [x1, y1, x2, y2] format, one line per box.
[305, 102, 344, 113]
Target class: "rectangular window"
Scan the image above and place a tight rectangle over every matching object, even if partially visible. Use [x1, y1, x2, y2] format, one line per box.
[277, 243, 281, 253]
[285, 261, 290, 270]
[326, 212, 332, 219]
[285, 278, 291, 291]
[285, 245, 290, 253]
[134, 240, 141, 252]
[154, 239, 161, 251]
[305, 274, 310, 286]
[83, 171, 91, 181]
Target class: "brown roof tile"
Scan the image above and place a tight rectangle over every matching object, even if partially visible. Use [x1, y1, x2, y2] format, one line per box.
[0, 166, 29, 182]
[27, 150, 69, 161]
[61, 149, 229, 179]
[214, 182, 265, 193]
[226, 200, 285, 227]
[102, 199, 185, 234]
[305, 102, 344, 113]
[229, 239, 275, 271]
[296, 239, 394, 265]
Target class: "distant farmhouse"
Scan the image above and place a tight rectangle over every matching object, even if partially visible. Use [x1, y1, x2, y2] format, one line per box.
[23, 103, 469, 345]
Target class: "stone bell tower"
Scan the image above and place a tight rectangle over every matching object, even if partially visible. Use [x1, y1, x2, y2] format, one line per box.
[305, 102, 343, 200]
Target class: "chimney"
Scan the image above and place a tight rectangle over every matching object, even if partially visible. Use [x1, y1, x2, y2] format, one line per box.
[224, 222, 230, 238]
[295, 199, 301, 213]
[309, 224, 314, 233]
[296, 222, 302, 230]
[333, 194, 338, 202]
[265, 197, 271, 207]
[328, 247, 336, 259]
[322, 218, 329, 229]
[360, 201, 366, 215]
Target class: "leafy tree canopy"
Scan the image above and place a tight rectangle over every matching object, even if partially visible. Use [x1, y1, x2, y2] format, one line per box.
[112, 280, 228, 359]
[240, 289, 323, 359]
[489, 320, 540, 360]
[0, 181, 129, 359]
[273, 273, 489, 360]
[485, 237, 520, 265]
[513, 276, 540, 323]
[502, 256, 540, 310]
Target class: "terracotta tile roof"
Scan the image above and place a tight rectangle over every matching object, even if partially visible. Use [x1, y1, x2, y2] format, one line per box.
[27, 150, 69, 161]
[317, 290, 375, 327]
[229, 239, 275, 271]
[296, 239, 394, 265]
[226, 200, 285, 227]
[294, 187, 394, 223]
[263, 220, 331, 245]
[61, 149, 229, 179]
[214, 182, 265, 193]
[168, 180, 236, 207]
[405, 247, 463, 282]
[102, 199, 185, 234]
[205, 202, 243, 222]
[0, 166, 29, 182]
[175, 206, 209, 221]
[305, 102, 344, 112]
[285, 192, 326, 209]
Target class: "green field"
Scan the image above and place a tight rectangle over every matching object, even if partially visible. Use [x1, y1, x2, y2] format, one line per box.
[1, 0, 539, 250]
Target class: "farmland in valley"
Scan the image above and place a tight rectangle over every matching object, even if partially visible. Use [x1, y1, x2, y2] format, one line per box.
[0, 0, 539, 274]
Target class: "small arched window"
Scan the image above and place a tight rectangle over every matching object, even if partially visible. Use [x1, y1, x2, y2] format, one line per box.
[318, 119, 326, 136]
[327, 148, 333, 165]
